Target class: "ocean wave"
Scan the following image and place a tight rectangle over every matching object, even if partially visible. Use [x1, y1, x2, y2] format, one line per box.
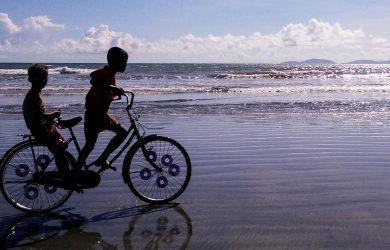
[1, 100, 388, 116]
[208, 70, 390, 80]
[2, 63, 390, 100]
[0, 69, 26, 75]
[121, 84, 390, 94]
[2, 84, 390, 96]
[0, 66, 93, 76]
[101, 100, 390, 116]
[52, 66, 92, 75]
[1, 63, 390, 81]
[228, 85, 390, 94]
[0, 86, 89, 96]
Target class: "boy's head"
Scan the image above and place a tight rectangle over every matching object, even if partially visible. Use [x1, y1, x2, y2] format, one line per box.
[107, 47, 128, 73]
[28, 64, 48, 90]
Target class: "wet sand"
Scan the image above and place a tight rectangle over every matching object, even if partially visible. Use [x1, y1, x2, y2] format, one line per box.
[2, 110, 390, 249]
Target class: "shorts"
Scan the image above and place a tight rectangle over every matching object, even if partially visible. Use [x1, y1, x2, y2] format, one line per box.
[84, 110, 122, 139]
[35, 126, 64, 150]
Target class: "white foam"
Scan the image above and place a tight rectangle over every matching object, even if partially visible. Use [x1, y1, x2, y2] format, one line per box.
[50, 66, 92, 75]
[0, 69, 26, 75]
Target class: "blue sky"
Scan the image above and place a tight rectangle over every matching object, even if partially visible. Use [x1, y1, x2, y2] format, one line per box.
[1, 0, 390, 63]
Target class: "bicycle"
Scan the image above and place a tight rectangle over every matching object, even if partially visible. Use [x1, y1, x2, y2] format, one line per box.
[0, 91, 192, 213]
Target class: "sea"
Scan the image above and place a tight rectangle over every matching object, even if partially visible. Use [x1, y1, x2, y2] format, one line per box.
[3, 63, 390, 248]
[1, 63, 390, 117]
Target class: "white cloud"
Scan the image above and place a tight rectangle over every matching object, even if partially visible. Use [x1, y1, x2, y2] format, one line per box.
[0, 13, 65, 34]
[23, 15, 65, 31]
[370, 36, 388, 44]
[123, 19, 374, 62]
[276, 18, 365, 47]
[55, 24, 144, 54]
[0, 13, 22, 33]
[1, 17, 390, 63]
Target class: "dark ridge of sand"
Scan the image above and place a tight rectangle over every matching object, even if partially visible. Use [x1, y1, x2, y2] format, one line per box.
[2, 110, 390, 249]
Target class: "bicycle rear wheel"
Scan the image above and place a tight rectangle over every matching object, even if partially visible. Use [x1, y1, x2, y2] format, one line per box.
[0, 140, 74, 213]
[123, 135, 191, 204]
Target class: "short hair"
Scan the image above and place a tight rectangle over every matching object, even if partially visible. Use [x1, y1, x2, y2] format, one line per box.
[28, 64, 48, 78]
[107, 47, 128, 65]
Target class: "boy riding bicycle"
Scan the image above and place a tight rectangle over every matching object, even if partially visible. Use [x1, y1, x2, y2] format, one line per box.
[1, 60, 191, 212]
[77, 47, 128, 169]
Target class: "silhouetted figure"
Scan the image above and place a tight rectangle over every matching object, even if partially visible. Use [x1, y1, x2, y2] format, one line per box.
[23, 64, 67, 174]
[77, 47, 128, 169]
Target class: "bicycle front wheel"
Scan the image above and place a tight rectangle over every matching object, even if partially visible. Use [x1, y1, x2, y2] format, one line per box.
[0, 140, 74, 213]
[123, 135, 191, 204]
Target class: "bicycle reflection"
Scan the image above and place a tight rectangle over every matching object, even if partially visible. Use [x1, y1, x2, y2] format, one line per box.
[0, 208, 114, 249]
[0, 204, 192, 249]
[123, 204, 192, 249]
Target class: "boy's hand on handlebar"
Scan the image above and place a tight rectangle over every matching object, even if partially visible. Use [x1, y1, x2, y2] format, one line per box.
[52, 110, 61, 119]
[112, 87, 125, 96]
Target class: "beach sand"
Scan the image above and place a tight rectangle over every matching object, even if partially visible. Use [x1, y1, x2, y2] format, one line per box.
[2, 108, 390, 249]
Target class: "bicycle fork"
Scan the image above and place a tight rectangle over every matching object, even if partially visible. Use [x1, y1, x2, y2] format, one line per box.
[132, 123, 162, 173]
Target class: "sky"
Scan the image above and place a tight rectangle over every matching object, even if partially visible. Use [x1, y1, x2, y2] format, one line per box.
[1, 0, 390, 63]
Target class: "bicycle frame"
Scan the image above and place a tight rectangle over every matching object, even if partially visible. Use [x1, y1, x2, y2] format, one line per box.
[1, 90, 191, 211]
[63, 91, 162, 172]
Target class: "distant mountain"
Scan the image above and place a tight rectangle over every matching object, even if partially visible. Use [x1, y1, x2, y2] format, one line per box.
[281, 58, 390, 64]
[281, 58, 335, 64]
[303, 58, 335, 64]
[346, 60, 390, 64]
[281, 60, 301, 65]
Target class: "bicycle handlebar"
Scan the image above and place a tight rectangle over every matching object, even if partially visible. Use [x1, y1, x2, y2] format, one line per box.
[122, 90, 134, 110]
[111, 90, 135, 114]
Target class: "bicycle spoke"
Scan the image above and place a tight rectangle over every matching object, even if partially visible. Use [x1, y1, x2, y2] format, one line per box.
[1, 140, 74, 213]
[124, 136, 191, 204]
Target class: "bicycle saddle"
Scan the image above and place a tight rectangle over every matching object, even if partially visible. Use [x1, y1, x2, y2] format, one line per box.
[58, 116, 82, 128]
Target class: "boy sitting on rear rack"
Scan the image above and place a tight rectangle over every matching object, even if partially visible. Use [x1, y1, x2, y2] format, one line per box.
[23, 64, 67, 175]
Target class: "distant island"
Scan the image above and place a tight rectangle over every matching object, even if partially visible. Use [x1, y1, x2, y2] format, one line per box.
[281, 58, 390, 64]
[282, 59, 336, 64]
[345, 60, 390, 64]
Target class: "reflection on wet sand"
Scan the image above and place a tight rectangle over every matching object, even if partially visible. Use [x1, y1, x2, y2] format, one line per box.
[0, 204, 192, 249]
